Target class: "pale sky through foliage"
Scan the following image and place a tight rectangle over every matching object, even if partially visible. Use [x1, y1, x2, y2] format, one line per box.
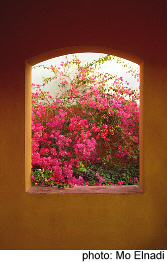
[32, 52, 140, 99]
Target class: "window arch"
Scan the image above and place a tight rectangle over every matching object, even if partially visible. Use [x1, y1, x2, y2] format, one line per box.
[25, 46, 144, 194]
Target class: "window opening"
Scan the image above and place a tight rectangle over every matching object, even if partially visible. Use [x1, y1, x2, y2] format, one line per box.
[31, 52, 140, 190]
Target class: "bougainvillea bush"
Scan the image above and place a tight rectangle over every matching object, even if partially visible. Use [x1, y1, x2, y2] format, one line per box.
[31, 54, 140, 188]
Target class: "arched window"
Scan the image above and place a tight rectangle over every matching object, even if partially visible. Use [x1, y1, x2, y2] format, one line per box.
[25, 47, 144, 194]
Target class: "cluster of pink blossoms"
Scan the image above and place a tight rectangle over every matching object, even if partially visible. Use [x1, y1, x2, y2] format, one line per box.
[31, 91, 103, 186]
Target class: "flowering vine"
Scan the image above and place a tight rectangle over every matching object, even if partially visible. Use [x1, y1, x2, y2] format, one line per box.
[31, 54, 140, 188]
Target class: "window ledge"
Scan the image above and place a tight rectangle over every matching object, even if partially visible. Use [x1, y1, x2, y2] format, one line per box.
[27, 185, 143, 194]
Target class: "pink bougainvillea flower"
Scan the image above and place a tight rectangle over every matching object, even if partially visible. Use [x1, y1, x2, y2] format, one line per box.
[129, 178, 133, 183]
[118, 180, 124, 185]
[85, 182, 89, 185]
[134, 177, 138, 183]
[106, 155, 111, 160]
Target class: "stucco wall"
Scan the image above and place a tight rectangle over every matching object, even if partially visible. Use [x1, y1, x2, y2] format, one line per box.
[31, 53, 140, 100]
[0, 0, 167, 250]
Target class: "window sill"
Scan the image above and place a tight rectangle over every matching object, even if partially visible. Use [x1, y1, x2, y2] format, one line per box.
[27, 185, 143, 194]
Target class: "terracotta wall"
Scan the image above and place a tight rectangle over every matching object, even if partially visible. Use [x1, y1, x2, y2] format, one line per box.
[0, 0, 167, 249]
